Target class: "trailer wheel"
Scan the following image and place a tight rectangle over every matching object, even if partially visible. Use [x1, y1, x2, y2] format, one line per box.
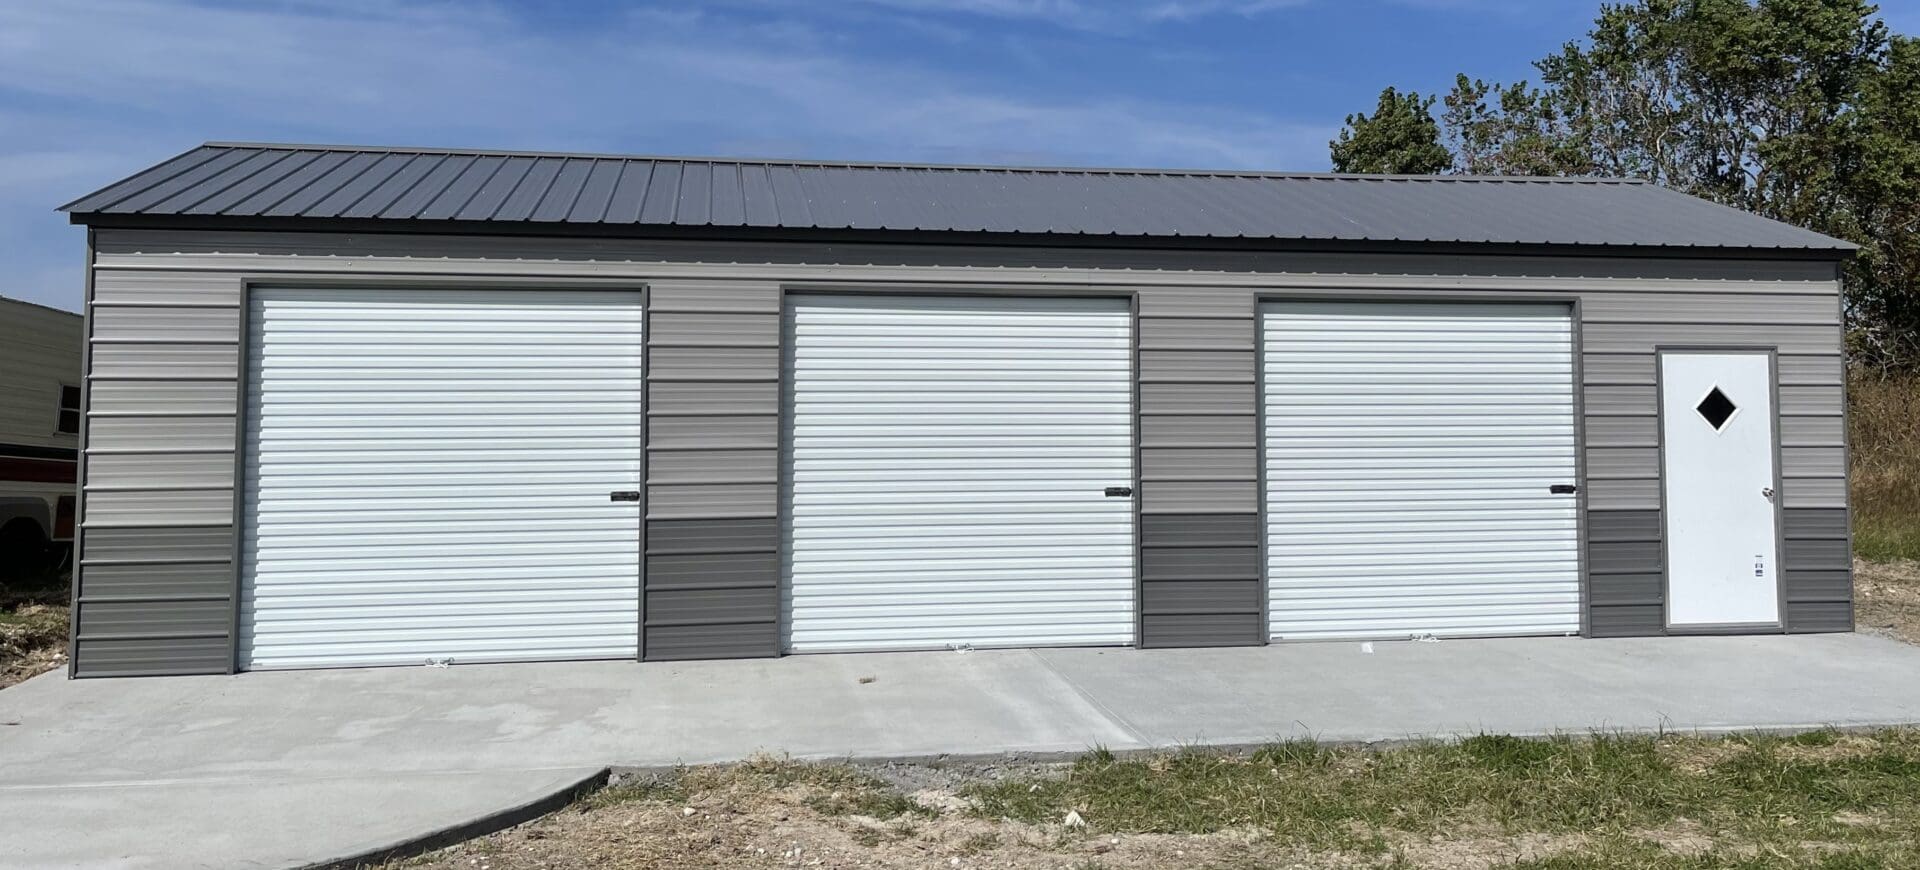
[0, 519, 51, 582]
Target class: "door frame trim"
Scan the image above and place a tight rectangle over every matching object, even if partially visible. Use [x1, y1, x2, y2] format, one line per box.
[1654, 345, 1788, 634]
[776, 285, 1143, 653]
[229, 276, 652, 671]
[1252, 292, 1587, 640]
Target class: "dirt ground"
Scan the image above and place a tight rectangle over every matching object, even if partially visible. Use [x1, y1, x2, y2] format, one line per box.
[391, 764, 1603, 870]
[0, 603, 67, 689]
[1854, 559, 1920, 645]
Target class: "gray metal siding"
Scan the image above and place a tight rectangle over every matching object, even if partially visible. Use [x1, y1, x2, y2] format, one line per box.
[1136, 289, 1263, 648]
[643, 281, 782, 660]
[1580, 285, 1849, 634]
[70, 230, 1852, 675]
[71, 268, 242, 677]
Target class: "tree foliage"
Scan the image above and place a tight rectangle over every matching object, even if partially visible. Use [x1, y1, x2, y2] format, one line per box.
[1329, 87, 1451, 175]
[1330, 0, 1919, 369]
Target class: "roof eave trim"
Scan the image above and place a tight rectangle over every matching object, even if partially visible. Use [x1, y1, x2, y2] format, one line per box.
[67, 211, 1862, 260]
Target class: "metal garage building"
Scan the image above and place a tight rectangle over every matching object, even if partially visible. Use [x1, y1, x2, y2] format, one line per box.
[59, 142, 1857, 676]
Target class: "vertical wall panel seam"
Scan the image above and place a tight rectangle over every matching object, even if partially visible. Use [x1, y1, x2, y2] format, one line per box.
[1654, 349, 1673, 635]
[1831, 262, 1856, 630]
[1572, 296, 1592, 638]
[776, 284, 792, 654]
[1130, 290, 1143, 647]
[637, 282, 650, 660]
[225, 278, 250, 673]
[1770, 348, 1790, 632]
[1250, 291, 1271, 641]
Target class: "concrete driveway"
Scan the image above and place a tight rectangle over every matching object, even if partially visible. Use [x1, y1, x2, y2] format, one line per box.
[6, 632, 1920, 868]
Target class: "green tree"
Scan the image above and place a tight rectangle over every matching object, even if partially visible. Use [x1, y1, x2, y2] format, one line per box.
[1334, 0, 1918, 369]
[1838, 35, 1920, 366]
[1329, 87, 1451, 175]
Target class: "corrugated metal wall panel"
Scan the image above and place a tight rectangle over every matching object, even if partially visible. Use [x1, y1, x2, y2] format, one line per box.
[239, 288, 644, 669]
[71, 268, 243, 677]
[783, 294, 1136, 652]
[1262, 301, 1581, 640]
[87, 416, 235, 452]
[642, 281, 783, 661]
[85, 489, 233, 525]
[91, 305, 240, 342]
[91, 343, 238, 379]
[89, 380, 237, 414]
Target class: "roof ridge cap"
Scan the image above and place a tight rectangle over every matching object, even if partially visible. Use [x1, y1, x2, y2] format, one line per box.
[193, 142, 1644, 184]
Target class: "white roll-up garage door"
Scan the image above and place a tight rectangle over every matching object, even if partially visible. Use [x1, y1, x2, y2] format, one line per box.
[784, 295, 1136, 652]
[1261, 301, 1579, 640]
[240, 289, 644, 670]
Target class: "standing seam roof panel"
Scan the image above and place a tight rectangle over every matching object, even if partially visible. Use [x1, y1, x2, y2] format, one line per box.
[600, 161, 655, 224]
[303, 152, 418, 217]
[385, 155, 487, 218]
[637, 162, 683, 224]
[266, 152, 386, 217]
[63, 147, 227, 214]
[738, 163, 781, 227]
[765, 164, 814, 227]
[229, 151, 354, 216]
[676, 162, 713, 225]
[109, 148, 260, 214]
[453, 156, 536, 221]
[413, 156, 506, 220]
[528, 158, 595, 222]
[492, 158, 565, 220]
[336, 154, 447, 219]
[154, 149, 297, 215]
[707, 163, 746, 227]
[61, 143, 1857, 251]
[184, 150, 322, 215]
[565, 159, 626, 223]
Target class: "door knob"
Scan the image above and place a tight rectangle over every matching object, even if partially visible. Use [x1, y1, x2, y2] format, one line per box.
[1761, 486, 1775, 500]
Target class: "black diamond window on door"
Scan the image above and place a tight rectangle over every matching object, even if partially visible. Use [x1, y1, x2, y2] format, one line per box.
[1696, 387, 1737, 431]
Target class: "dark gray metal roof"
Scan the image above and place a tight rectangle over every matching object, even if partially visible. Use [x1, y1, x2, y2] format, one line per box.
[62, 142, 1855, 252]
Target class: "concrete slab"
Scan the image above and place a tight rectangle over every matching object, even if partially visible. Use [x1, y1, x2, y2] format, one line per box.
[5, 633, 1920, 868]
[1031, 634, 1920, 746]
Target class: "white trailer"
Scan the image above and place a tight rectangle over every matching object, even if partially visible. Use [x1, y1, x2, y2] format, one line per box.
[0, 295, 81, 577]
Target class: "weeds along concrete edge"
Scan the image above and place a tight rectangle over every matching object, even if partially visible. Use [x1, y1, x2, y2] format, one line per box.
[286, 720, 1919, 869]
[299, 767, 612, 870]
[605, 720, 1920, 779]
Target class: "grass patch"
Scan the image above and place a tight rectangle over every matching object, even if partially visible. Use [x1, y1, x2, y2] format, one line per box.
[1849, 372, 1920, 561]
[965, 730, 1920, 857]
[0, 564, 69, 688]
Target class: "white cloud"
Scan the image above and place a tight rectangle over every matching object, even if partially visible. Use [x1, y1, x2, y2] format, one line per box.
[0, 0, 1334, 311]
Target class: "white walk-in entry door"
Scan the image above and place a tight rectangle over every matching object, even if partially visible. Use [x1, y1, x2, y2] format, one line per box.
[1261, 301, 1582, 640]
[1661, 351, 1782, 628]
[783, 294, 1137, 652]
[241, 289, 645, 670]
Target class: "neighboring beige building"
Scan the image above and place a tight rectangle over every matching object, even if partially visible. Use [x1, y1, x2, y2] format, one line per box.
[0, 295, 83, 574]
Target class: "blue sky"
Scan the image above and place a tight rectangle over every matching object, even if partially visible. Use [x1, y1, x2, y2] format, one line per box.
[5, 0, 1917, 311]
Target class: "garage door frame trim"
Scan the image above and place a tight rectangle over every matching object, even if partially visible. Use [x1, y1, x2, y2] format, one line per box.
[229, 276, 652, 673]
[1253, 290, 1591, 639]
[776, 283, 1144, 652]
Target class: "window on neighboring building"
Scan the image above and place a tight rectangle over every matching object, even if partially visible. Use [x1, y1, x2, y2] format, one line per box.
[56, 385, 80, 435]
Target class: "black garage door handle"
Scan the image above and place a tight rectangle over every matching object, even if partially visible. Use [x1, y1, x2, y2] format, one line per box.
[609, 491, 641, 502]
[1105, 486, 1134, 497]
